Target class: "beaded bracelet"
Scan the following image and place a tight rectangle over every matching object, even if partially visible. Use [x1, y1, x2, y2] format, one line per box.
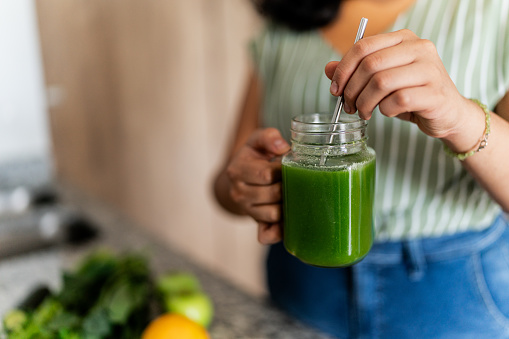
[443, 99, 491, 161]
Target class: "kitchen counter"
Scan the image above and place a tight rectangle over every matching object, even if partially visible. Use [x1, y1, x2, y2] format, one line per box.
[0, 187, 333, 339]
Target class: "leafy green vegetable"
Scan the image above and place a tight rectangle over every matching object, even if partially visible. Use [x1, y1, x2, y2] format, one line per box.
[18, 286, 52, 312]
[82, 308, 111, 338]
[3, 310, 27, 332]
[58, 251, 119, 315]
[46, 312, 80, 332]
[2, 250, 157, 339]
[32, 298, 63, 327]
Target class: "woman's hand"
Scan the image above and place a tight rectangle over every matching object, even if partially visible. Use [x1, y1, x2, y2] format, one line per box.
[224, 128, 290, 244]
[325, 29, 480, 145]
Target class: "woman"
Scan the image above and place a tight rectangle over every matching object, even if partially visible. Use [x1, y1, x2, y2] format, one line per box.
[214, 0, 509, 337]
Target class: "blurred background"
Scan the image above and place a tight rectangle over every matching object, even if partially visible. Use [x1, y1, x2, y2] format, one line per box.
[0, 0, 265, 296]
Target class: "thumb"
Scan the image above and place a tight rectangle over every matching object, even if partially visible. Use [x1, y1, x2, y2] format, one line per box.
[247, 128, 290, 156]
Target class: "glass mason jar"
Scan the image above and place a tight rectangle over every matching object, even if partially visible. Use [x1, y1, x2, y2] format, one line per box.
[282, 113, 376, 267]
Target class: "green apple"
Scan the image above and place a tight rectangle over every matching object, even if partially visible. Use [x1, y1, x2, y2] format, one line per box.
[156, 272, 202, 296]
[165, 292, 214, 328]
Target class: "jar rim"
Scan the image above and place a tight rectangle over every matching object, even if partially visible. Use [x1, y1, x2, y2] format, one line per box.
[291, 113, 367, 132]
[290, 112, 367, 146]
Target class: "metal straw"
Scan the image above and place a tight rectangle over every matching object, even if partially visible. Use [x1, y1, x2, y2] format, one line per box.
[320, 18, 368, 166]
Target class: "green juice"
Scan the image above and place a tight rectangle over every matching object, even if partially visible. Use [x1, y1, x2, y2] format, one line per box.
[282, 157, 375, 267]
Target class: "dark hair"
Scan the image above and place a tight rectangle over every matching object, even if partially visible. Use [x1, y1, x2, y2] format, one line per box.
[253, 0, 342, 31]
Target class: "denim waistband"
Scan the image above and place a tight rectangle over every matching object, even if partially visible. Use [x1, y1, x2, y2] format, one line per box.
[364, 214, 508, 266]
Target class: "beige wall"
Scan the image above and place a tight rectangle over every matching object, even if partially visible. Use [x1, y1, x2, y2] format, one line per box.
[37, 0, 266, 295]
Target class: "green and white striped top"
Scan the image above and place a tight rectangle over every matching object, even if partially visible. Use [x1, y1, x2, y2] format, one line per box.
[250, 0, 509, 240]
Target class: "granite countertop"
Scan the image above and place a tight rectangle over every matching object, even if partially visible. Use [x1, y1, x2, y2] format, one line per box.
[0, 188, 333, 339]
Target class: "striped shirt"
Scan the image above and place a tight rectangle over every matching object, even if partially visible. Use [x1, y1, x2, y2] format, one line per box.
[250, 0, 509, 240]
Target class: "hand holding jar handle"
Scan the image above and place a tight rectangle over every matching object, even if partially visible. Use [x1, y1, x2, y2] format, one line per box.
[225, 128, 290, 244]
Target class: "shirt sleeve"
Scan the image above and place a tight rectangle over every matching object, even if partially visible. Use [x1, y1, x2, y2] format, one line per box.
[248, 24, 277, 84]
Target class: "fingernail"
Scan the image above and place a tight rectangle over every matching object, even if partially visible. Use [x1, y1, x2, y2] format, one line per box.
[344, 102, 351, 113]
[330, 81, 338, 95]
[274, 139, 286, 150]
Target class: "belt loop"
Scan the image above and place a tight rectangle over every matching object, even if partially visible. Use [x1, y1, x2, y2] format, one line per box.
[403, 240, 427, 282]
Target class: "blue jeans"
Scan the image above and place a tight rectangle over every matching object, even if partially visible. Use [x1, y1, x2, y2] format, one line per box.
[267, 214, 509, 339]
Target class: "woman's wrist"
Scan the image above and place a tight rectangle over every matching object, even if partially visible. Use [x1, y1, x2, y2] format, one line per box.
[440, 97, 487, 155]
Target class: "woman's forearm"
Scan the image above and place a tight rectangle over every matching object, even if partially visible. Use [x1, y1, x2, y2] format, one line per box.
[442, 98, 509, 212]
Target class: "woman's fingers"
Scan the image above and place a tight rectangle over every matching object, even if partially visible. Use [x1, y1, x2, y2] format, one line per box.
[258, 222, 283, 245]
[246, 127, 290, 157]
[328, 29, 419, 96]
[230, 182, 282, 205]
[378, 86, 432, 117]
[342, 39, 422, 114]
[325, 61, 340, 79]
[324, 29, 468, 148]
[225, 128, 288, 236]
[377, 86, 459, 138]
[354, 62, 432, 119]
[378, 86, 460, 138]
[247, 204, 281, 224]
[324, 32, 446, 122]
[227, 159, 282, 185]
